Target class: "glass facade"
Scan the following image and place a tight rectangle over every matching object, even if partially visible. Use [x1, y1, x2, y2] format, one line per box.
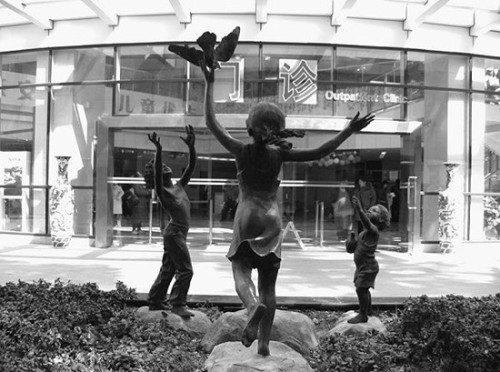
[0, 42, 499, 250]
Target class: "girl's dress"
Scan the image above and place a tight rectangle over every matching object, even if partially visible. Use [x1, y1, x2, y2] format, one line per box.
[227, 144, 283, 267]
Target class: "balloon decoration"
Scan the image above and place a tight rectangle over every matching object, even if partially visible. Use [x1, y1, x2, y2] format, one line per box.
[308, 151, 361, 167]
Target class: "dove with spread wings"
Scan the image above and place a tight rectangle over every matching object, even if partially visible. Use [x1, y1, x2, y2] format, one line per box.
[168, 26, 240, 69]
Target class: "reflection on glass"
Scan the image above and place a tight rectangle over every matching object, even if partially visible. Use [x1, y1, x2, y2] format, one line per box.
[336, 47, 401, 84]
[1, 83, 47, 233]
[117, 45, 186, 114]
[0, 186, 46, 233]
[52, 48, 113, 83]
[407, 52, 468, 89]
[1, 51, 48, 85]
[188, 81, 258, 115]
[50, 85, 112, 187]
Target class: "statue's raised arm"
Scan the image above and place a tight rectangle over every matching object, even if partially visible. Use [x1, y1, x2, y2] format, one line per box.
[282, 112, 375, 162]
[169, 27, 243, 155]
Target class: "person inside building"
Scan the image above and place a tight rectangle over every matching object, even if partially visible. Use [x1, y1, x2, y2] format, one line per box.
[144, 126, 196, 318]
[220, 184, 238, 221]
[112, 183, 124, 228]
[333, 185, 353, 241]
[390, 178, 400, 223]
[130, 172, 151, 234]
[377, 179, 394, 221]
[200, 55, 375, 356]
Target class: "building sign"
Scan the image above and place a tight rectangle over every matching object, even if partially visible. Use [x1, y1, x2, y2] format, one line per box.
[324, 90, 409, 104]
[279, 59, 318, 104]
[117, 58, 245, 114]
[215, 59, 244, 103]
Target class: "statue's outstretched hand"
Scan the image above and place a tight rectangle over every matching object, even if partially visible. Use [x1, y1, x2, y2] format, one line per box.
[148, 132, 161, 148]
[347, 112, 375, 132]
[181, 125, 195, 147]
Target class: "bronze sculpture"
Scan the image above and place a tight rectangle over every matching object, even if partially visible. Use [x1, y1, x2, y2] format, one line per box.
[145, 126, 196, 318]
[171, 27, 375, 355]
[346, 196, 390, 323]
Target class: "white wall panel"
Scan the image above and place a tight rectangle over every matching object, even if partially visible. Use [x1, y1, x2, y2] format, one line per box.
[332, 18, 406, 47]
[0, 13, 497, 55]
[472, 32, 500, 58]
[0, 24, 46, 53]
[405, 24, 473, 53]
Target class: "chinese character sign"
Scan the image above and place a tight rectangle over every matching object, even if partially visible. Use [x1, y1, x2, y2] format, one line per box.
[279, 59, 318, 105]
[214, 59, 244, 103]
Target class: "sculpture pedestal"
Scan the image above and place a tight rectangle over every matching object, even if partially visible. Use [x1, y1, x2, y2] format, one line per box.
[328, 310, 387, 336]
[204, 341, 313, 372]
[201, 309, 318, 356]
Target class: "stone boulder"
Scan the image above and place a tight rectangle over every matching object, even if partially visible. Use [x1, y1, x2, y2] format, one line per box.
[135, 306, 211, 338]
[201, 309, 319, 356]
[329, 310, 387, 336]
[204, 341, 314, 372]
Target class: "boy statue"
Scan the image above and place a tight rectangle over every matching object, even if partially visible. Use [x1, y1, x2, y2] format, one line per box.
[145, 126, 196, 318]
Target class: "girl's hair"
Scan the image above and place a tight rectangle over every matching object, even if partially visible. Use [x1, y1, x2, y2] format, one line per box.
[246, 102, 305, 150]
[144, 160, 172, 189]
[370, 204, 391, 231]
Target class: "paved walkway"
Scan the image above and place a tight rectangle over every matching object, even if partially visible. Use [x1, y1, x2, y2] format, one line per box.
[1, 234, 500, 308]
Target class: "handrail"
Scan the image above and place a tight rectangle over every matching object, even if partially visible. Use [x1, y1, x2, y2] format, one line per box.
[107, 177, 355, 188]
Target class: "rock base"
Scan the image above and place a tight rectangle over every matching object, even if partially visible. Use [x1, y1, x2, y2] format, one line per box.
[329, 310, 387, 336]
[204, 341, 314, 372]
[201, 309, 318, 356]
[135, 306, 211, 338]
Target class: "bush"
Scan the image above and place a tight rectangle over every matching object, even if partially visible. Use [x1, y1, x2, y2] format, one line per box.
[0, 279, 206, 371]
[1, 280, 499, 372]
[307, 294, 500, 372]
[307, 332, 412, 372]
[395, 294, 500, 372]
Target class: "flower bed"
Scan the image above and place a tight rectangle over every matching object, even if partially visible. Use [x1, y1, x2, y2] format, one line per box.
[0, 280, 499, 371]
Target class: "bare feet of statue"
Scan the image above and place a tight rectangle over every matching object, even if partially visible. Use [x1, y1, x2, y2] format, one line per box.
[171, 305, 194, 318]
[241, 303, 267, 347]
[347, 313, 368, 324]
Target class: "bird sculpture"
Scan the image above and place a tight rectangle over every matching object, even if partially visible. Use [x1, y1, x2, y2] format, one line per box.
[168, 26, 240, 69]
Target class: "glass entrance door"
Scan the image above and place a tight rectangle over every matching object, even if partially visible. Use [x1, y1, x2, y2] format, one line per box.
[94, 117, 422, 250]
[108, 126, 213, 246]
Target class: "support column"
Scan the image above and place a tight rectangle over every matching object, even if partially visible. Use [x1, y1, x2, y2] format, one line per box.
[94, 119, 113, 248]
[421, 55, 466, 251]
[32, 54, 49, 233]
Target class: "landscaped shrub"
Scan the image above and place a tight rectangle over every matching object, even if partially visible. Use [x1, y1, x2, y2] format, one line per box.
[1, 280, 499, 372]
[307, 294, 500, 372]
[395, 294, 500, 372]
[0, 280, 206, 371]
[307, 332, 412, 372]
